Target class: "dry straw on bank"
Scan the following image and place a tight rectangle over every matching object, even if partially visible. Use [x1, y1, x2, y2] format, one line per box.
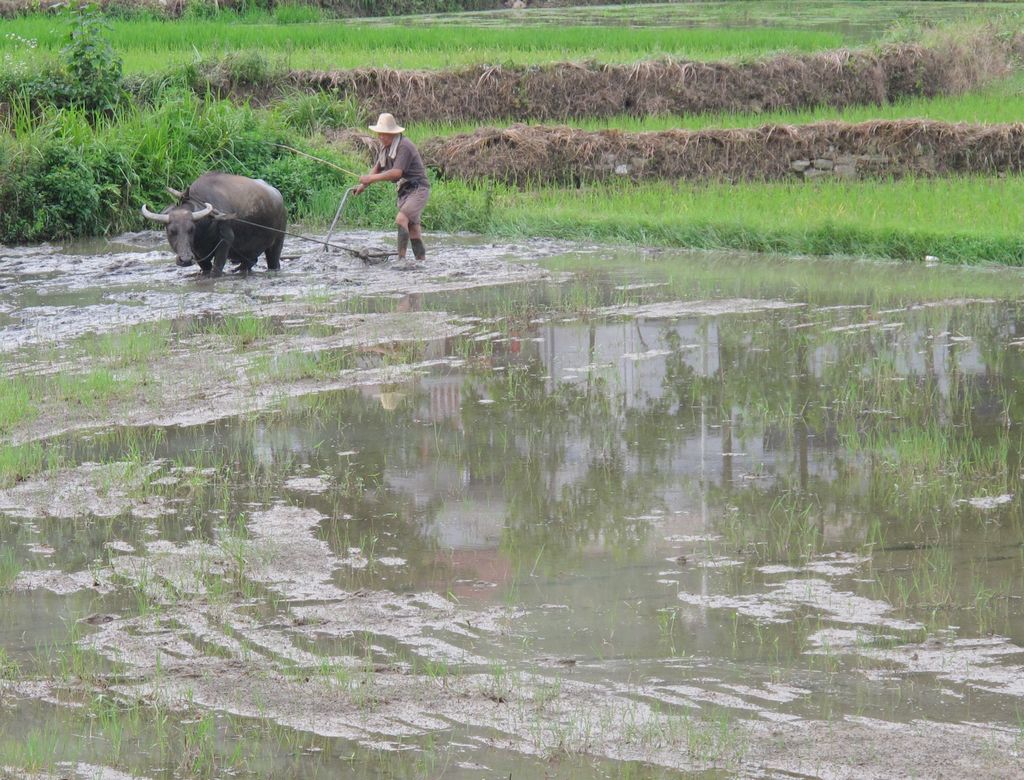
[285, 29, 1011, 123]
[416, 120, 1024, 185]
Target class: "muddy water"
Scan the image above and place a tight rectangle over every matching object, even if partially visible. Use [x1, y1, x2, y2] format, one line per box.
[2, 234, 1024, 778]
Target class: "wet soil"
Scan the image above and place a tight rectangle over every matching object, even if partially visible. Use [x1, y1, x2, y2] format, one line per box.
[0, 230, 559, 443]
[3, 233, 1024, 778]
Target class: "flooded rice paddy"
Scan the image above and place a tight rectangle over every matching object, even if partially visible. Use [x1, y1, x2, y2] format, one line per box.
[2, 232, 1024, 778]
[367, 0, 1014, 43]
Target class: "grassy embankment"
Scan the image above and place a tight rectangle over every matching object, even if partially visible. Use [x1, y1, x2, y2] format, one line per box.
[407, 71, 1024, 138]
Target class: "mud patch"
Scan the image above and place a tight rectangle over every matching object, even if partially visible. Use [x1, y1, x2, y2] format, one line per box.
[11, 568, 115, 595]
[596, 298, 803, 320]
[0, 764, 150, 780]
[0, 231, 565, 354]
[744, 717, 1021, 779]
[0, 462, 169, 520]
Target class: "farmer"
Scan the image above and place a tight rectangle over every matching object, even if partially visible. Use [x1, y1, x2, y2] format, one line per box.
[354, 112, 431, 263]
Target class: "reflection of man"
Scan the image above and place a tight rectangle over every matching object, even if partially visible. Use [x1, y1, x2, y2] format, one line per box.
[396, 293, 421, 313]
[353, 112, 431, 263]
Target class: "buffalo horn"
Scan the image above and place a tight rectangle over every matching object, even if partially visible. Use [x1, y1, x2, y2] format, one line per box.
[140, 204, 170, 224]
[190, 202, 215, 221]
[166, 186, 184, 200]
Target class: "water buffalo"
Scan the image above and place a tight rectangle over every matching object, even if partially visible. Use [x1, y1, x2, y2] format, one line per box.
[141, 172, 286, 276]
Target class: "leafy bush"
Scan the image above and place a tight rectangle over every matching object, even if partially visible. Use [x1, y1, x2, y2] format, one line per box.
[0, 90, 374, 242]
[34, 144, 105, 236]
[260, 153, 347, 215]
[61, 2, 124, 112]
[0, 136, 106, 241]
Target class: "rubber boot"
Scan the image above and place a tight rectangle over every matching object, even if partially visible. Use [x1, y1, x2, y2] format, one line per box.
[411, 238, 426, 261]
[396, 226, 410, 260]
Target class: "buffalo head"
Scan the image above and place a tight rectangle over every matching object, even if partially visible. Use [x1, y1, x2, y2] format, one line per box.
[141, 201, 215, 266]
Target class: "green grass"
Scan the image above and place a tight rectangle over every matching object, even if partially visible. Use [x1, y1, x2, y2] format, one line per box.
[488, 176, 1024, 265]
[0, 377, 37, 435]
[82, 323, 173, 368]
[0, 547, 21, 590]
[4, 64, 1024, 266]
[0, 442, 51, 488]
[0, 15, 846, 73]
[0, 89, 360, 242]
[199, 314, 274, 349]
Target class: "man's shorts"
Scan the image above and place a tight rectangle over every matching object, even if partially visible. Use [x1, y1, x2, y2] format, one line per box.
[397, 186, 430, 226]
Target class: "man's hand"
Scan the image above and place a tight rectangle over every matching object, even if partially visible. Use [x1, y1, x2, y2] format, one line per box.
[353, 183, 368, 195]
[358, 174, 375, 186]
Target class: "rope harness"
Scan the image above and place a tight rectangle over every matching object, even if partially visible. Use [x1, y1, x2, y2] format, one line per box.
[194, 238, 226, 266]
[177, 188, 387, 263]
[226, 215, 365, 256]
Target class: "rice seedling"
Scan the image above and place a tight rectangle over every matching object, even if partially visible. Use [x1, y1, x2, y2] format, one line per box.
[720, 490, 824, 564]
[178, 711, 223, 777]
[656, 607, 687, 657]
[0, 376, 38, 434]
[81, 322, 173, 368]
[0, 16, 846, 73]
[0, 441, 52, 488]
[971, 574, 1007, 635]
[54, 368, 126, 405]
[0, 646, 19, 679]
[49, 622, 109, 685]
[0, 727, 60, 774]
[199, 313, 274, 349]
[489, 175, 1024, 265]
[872, 545, 960, 617]
[0, 547, 20, 590]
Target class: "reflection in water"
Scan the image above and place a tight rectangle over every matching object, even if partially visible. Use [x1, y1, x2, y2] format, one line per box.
[4, 256, 1024, 776]
[109, 296, 1022, 637]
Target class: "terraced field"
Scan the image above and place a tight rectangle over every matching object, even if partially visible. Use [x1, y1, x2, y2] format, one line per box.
[3, 3, 1024, 779]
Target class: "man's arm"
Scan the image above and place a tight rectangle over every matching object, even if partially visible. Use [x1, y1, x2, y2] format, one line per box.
[354, 163, 401, 193]
[360, 167, 403, 185]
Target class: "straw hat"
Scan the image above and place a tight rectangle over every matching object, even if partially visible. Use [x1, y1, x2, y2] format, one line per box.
[378, 391, 406, 411]
[368, 112, 404, 134]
